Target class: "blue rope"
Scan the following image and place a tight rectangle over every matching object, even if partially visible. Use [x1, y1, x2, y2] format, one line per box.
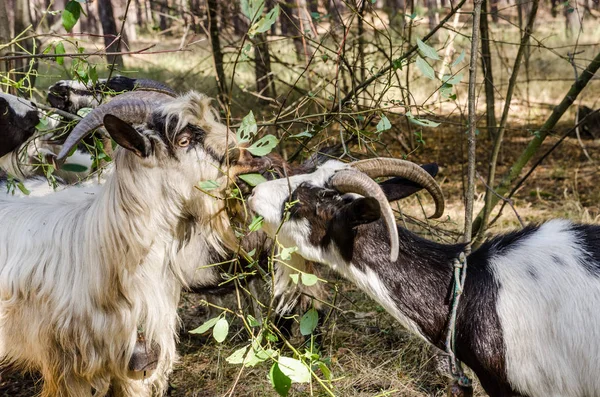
[444, 251, 472, 387]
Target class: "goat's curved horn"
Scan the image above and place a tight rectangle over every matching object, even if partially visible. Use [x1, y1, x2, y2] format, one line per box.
[351, 158, 444, 219]
[131, 79, 177, 96]
[56, 91, 174, 161]
[330, 169, 400, 262]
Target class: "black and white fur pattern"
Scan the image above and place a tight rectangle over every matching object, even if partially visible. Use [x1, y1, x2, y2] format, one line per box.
[0, 91, 249, 396]
[0, 92, 92, 183]
[248, 160, 600, 397]
[47, 76, 176, 114]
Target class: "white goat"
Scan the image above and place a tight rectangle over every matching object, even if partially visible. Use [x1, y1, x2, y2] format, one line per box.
[0, 91, 264, 396]
[249, 158, 600, 397]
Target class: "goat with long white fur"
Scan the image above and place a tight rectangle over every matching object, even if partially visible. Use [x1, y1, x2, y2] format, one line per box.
[249, 158, 600, 397]
[0, 90, 267, 396]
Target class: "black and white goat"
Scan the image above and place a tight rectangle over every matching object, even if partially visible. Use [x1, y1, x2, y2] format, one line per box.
[47, 76, 177, 114]
[0, 90, 269, 396]
[248, 158, 600, 397]
[0, 92, 92, 184]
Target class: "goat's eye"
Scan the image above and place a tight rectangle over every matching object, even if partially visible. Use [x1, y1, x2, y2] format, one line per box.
[177, 135, 191, 147]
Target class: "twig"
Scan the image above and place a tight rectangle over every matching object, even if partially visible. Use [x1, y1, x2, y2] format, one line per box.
[288, 0, 468, 162]
[35, 103, 81, 121]
[464, 0, 482, 249]
[476, 172, 525, 228]
[0, 45, 188, 61]
[569, 50, 594, 162]
[488, 109, 600, 228]
[476, 0, 539, 242]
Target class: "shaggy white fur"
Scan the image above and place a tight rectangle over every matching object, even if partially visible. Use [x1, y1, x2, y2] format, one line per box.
[0, 92, 237, 396]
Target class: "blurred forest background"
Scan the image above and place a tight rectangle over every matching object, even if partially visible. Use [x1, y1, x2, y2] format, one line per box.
[1, 0, 600, 395]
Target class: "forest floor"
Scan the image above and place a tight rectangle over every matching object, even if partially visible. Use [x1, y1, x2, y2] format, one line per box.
[2, 116, 598, 397]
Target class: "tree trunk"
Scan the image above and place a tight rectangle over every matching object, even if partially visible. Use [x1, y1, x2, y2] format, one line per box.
[0, 0, 11, 83]
[98, 0, 124, 67]
[207, 0, 226, 100]
[480, 0, 496, 138]
[232, 1, 246, 35]
[159, 0, 169, 33]
[490, 0, 499, 22]
[386, 0, 406, 29]
[134, 0, 144, 29]
[296, 0, 315, 58]
[427, 0, 439, 31]
[13, 0, 37, 93]
[307, 0, 319, 14]
[475, 0, 539, 240]
[564, 0, 582, 37]
[327, 0, 344, 23]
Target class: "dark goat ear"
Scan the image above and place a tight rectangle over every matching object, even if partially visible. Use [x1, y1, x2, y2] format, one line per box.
[103, 114, 151, 158]
[328, 197, 382, 262]
[380, 163, 439, 202]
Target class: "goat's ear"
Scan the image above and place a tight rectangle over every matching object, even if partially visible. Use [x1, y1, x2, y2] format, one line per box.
[338, 197, 382, 227]
[380, 163, 439, 202]
[103, 114, 151, 158]
[327, 197, 381, 262]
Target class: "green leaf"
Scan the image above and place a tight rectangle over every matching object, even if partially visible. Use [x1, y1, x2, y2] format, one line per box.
[417, 38, 440, 60]
[299, 308, 319, 336]
[35, 117, 49, 130]
[442, 73, 463, 86]
[318, 362, 332, 380]
[61, 163, 88, 173]
[237, 111, 257, 143]
[89, 65, 98, 84]
[290, 130, 312, 139]
[451, 49, 466, 67]
[415, 56, 436, 80]
[439, 83, 453, 99]
[406, 112, 440, 128]
[289, 274, 299, 284]
[212, 318, 229, 343]
[226, 345, 249, 364]
[247, 314, 261, 327]
[77, 107, 92, 118]
[280, 246, 298, 261]
[54, 42, 65, 65]
[270, 362, 292, 396]
[247, 134, 279, 156]
[278, 357, 311, 383]
[241, 0, 265, 23]
[62, 1, 81, 32]
[238, 173, 267, 186]
[197, 179, 220, 191]
[248, 215, 264, 232]
[16, 182, 30, 196]
[301, 273, 319, 286]
[376, 114, 391, 132]
[189, 316, 220, 334]
[250, 5, 280, 36]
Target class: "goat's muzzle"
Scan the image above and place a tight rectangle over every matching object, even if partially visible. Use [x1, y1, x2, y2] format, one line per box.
[127, 336, 161, 380]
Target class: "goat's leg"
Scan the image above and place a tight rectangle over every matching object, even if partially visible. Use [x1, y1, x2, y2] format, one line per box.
[40, 372, 93, 397]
